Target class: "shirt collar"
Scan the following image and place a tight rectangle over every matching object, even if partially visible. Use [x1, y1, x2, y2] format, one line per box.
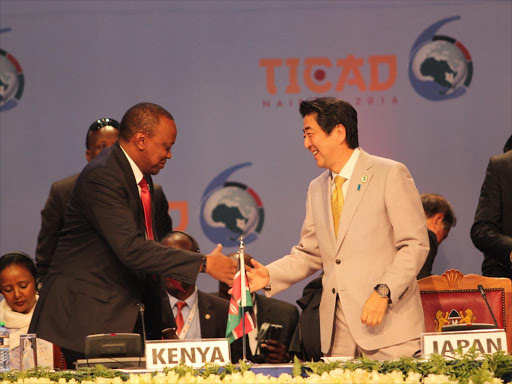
[167, 286, 198, 309]
[331, 147, 360, 183]
[120, 144, 145, 185]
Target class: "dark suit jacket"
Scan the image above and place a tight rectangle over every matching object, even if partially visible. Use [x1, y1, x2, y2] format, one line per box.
[29, 143, 202, 353]
[253, 294, 299, 354]
[161, 290, 243, 362]
[417, 230, 438, 279]
[471, 151, 512, 278]
[36, 169, 173, 281]
[289, 277, 322, 362]
[161, 290, 229, 339]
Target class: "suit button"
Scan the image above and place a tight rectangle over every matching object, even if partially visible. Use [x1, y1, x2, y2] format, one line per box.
[332, 288, 336, 294]
[335, 259, 341, 265]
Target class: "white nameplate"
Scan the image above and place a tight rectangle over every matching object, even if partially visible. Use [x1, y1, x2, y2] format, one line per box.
[421, 329, 507, 358]
[145, 338, 231, 369]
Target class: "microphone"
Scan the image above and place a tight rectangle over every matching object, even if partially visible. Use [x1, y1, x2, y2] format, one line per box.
[478, 284, 500, 329]
[137, 303, 147, 356]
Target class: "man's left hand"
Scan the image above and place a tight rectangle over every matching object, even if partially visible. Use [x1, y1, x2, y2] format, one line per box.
[259, 339, 289, 363]
[360, 291, 389, 327]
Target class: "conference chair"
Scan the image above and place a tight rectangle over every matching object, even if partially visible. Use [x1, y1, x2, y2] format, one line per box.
[417, 269, 512, 352]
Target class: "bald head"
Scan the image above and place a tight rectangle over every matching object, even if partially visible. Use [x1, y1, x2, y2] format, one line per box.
[161, 231, 200, 253]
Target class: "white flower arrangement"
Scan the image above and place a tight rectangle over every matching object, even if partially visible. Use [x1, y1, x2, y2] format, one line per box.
[0, 369, 504, 384]
[0, 350, 510, 384]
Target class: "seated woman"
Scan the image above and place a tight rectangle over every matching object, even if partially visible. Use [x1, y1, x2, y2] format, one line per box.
[0, 252, 53, 370]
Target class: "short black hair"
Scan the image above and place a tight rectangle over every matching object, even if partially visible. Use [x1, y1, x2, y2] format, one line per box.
[504, 134, 512, 153]
[86, 118, 120, 149]
[421, 193, 457, 230]
[0, 252, 38, 282]
[161, 231, 200, 253]
[299, 97, 359, 149]
[119, 102, 174, 142]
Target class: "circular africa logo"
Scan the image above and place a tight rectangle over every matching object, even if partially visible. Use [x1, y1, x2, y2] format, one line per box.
[409, 16, 473, 101]
[0, 28, 25, 112]
[200, 163, 264, 247]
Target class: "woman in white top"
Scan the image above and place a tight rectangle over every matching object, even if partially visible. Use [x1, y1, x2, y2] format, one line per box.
[0, 252, 53, 370]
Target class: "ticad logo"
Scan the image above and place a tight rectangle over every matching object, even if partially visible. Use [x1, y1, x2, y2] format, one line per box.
[409, 16, 473, 101]
[259, 54, 398, 108]
[200, 163, 264, 247]
[0, 28, 25, 112]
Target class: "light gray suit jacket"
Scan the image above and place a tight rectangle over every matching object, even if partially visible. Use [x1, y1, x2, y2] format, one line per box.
[266, 149, 429, 352]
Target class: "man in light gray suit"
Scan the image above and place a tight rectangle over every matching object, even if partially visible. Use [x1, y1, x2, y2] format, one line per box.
[249, 97, 429, 360]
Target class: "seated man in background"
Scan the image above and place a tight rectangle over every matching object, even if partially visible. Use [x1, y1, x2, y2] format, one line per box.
[160, 231, 242, 362]
[418, 193, 457, 279]
[289, 275, 323, 362]
[35, 117, 173, 281]
[218, 253, 299, 364]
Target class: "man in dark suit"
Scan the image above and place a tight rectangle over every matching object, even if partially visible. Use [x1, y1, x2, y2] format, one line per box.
[35, 118, 173, 281]
[29, 103, 236, 367]
[160, 231, 243, 362]
[289, 276, 322, 362]
[471, 138, 512, 279]
[417, 193, 457, 279]
[252, 293, 299, 363]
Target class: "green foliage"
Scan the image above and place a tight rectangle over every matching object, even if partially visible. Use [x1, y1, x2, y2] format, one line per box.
[238, 358, 252, 373]
[0, 351, 511, 382]
[0, 364, 129, 382]
[292, 355, 302, 378]
[301, 350, 512, 383]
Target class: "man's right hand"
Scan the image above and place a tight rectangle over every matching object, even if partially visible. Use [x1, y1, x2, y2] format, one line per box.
[259, 339, 289, 363]
[247, 259, 270, 292]
[205, 244, 237, 285]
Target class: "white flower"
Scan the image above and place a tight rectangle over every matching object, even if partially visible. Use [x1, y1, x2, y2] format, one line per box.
[178, 372, 197, 384]
[404, 372, 422, 384]
[276, 373, 293, 384]
[254, 373, 272, 384]
[423, 374, 458, 384]
[222, 372, 242, 383]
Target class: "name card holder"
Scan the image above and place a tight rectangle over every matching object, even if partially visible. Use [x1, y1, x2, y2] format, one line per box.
[421, 329, 507, 358]
[145, 338, 231, 369]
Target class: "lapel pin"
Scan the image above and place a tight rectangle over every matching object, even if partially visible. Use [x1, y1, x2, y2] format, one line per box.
[205, 314, 211, 319]
[361, 175, 368, 183]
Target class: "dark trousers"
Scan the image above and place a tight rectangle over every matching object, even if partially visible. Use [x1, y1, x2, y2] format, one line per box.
[61, 347, 86, 370]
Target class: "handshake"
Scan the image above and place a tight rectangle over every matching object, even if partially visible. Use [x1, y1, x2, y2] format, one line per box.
[203, 244, 270, 292]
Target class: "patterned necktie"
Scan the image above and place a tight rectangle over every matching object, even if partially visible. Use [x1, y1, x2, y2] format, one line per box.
[139, 177, 184, 291]
[175, 301, 187, 335]
[331, 175, 346, 238]
[138, 178, 154, 240]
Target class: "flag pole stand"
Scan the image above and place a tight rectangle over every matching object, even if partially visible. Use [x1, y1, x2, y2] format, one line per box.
[239, 236, 247, 362]
[226, 236, 254, 365]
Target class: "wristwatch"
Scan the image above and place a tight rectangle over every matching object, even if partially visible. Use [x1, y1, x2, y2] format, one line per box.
[374, 284, 391, 300]
[201, 256, 207, 273]
[263, 278, 272, 292]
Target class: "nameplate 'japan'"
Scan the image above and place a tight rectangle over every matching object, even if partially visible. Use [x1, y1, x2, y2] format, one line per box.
[421, 329, 507, 358]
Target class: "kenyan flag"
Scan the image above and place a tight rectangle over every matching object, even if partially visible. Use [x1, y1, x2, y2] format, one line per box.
[225, 258, 255, 343]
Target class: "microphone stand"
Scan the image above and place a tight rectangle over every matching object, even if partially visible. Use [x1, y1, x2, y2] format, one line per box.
[478, 284, 500, 329]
